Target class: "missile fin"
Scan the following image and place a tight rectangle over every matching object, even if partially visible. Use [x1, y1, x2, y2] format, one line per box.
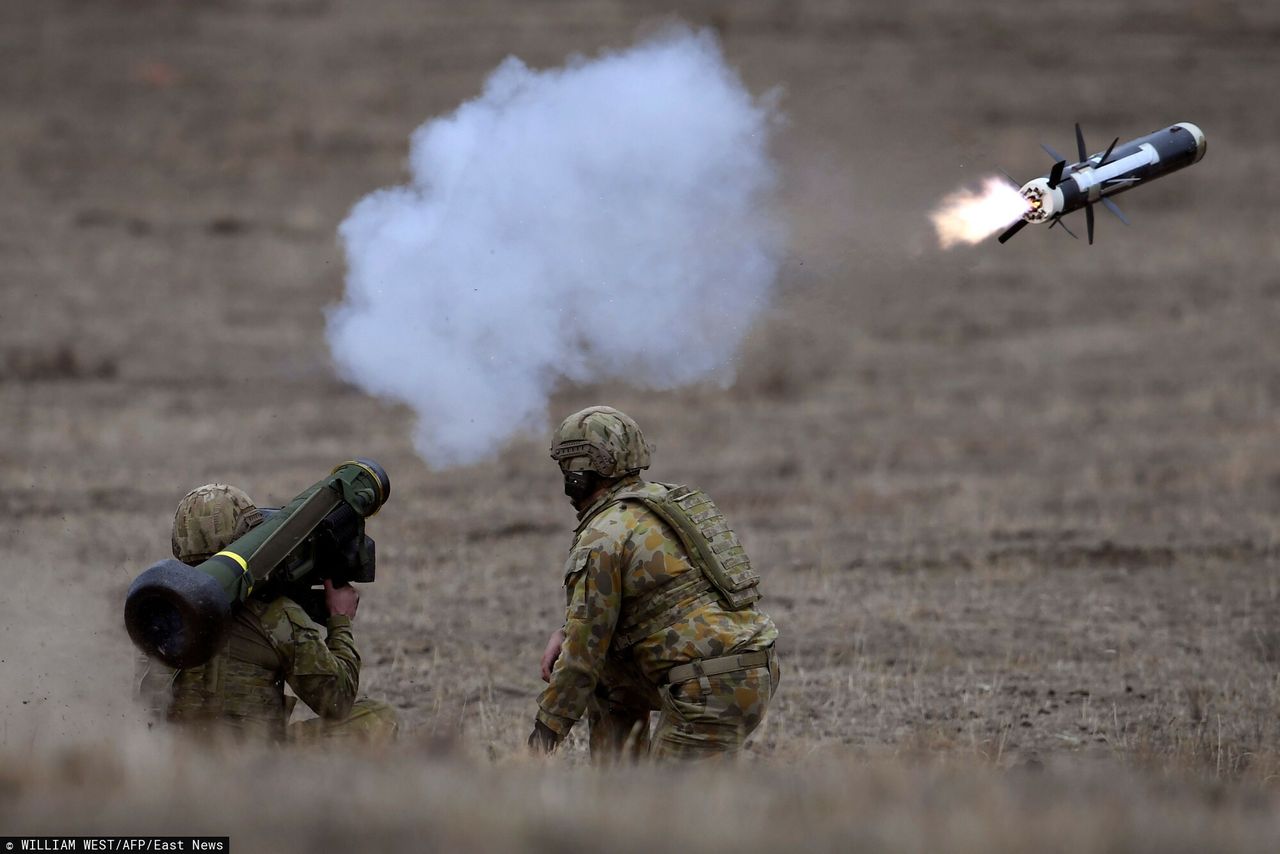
[1085, 203, 1095, 245]
[1048, 160, 1067, 189]
[1101, 196, 1130, 225]
[997, 219, 1029, 244]
[998, 168, 1021, 188]
[1075, 123, 1088, 162]
[1097, 137, 1120, 167]
[1041, 142, 1068, 163]
[1051, 217, 1079, 240]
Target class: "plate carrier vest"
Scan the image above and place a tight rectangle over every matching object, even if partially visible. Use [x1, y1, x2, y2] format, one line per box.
[600, 482, 761, 649]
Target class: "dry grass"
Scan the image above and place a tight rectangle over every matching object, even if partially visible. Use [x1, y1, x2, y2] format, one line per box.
[3, 0, 1280, 849]
[4, 740, 1280, 854]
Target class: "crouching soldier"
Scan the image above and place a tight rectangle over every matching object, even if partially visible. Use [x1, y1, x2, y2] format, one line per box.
[530, 406, 780, 761]
[137, 483, 398, 744]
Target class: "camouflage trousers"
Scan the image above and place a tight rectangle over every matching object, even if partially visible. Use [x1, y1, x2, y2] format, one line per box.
[587, 647, 778, 762]
[290, 698, 400, 746]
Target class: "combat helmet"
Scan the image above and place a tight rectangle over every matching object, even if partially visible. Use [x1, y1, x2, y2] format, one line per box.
[171, 483, 264, 566]
[550, 406, 652, 477]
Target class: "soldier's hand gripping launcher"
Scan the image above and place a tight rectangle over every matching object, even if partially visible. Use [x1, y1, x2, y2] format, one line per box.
[124, 459, 391, 669]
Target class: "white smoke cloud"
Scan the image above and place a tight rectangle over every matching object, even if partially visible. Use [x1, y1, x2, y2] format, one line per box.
[328, 27, 783, 467]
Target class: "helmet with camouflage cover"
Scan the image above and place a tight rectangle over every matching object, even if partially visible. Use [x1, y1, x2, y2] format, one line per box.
[550, 406, 652, 477]
[171, 483, 265, 566]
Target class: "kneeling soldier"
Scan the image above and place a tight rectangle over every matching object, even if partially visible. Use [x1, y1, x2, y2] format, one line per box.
[138, 483, 398, 744]
[530, 406, 779, 760]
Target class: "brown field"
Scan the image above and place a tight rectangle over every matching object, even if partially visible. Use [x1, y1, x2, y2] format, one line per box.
[3, 0, 1280, 850]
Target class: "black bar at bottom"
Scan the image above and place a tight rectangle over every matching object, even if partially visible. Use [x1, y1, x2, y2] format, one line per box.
[0, 840, 228, 852]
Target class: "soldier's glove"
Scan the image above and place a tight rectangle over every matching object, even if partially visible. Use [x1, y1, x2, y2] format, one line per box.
[527, 720, 560, 755]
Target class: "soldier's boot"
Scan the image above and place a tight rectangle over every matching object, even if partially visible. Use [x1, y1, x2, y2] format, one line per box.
[651, 648, 779, 761]
[290, 698, 399, 745]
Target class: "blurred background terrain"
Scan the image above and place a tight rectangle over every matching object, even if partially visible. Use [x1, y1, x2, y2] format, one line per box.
[1, 0, 1278, 850]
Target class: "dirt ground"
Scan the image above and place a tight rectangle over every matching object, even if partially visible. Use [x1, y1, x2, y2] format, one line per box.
[2, 0, 1279, 850]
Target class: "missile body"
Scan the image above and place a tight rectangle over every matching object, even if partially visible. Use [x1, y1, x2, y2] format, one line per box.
[1000, 122, 1206, 244]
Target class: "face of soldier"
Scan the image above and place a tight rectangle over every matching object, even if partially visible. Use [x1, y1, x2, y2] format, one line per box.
[563, 470, 599, 505]
[559, 457, 610, 508]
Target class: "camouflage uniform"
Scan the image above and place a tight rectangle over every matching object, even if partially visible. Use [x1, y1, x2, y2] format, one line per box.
[138, 484, 398, 744]
[535, 408, 779, 761]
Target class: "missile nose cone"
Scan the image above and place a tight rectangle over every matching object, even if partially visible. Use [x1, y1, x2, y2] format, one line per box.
[1174, 122, 1207, 163]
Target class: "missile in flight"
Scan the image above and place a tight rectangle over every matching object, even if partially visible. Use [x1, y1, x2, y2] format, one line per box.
[998, 122, 1206, 245]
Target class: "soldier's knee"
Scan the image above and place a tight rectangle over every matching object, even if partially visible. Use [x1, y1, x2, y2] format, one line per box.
[348, 698, 400, 741]
[291, 698, 399, 745]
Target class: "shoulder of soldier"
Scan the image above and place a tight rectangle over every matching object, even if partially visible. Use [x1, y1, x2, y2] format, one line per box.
[609, 480, 686, 524]
[578, 482, 678, 548]
[248, 595, 321, 644]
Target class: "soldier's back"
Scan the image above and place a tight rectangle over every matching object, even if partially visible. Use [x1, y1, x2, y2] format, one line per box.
[149, 599, 290, 740]
[583, 481, 778, 684]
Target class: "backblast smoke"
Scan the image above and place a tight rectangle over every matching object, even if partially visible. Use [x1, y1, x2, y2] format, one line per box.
[328, 28, 783, 467]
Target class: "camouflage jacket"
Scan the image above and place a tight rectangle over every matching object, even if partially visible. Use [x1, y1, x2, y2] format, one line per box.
[137, 596, 361, 740]
[536, 477, 778, 737]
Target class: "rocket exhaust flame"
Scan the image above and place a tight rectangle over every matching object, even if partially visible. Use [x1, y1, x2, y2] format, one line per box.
[930, 177, 1031, 249]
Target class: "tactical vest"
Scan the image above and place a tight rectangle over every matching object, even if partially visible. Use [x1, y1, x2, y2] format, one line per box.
[166, 602, 289, 737]
[602, 482, 761, 649]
